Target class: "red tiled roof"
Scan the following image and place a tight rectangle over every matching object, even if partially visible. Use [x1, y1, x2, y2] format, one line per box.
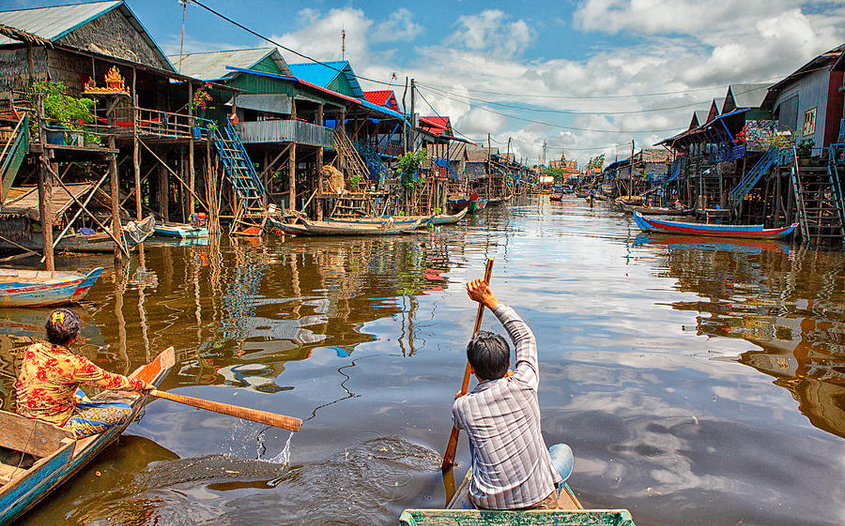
[364, 90, 400, 111]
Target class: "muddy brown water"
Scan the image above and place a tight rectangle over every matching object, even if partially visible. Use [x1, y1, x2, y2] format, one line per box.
[1, 195, 843, 525]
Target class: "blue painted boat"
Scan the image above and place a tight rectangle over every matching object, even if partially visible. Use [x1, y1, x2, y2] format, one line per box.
[153, 222, 209, 239]
[633, 211, 798, 240]
[0, 267, 104, 308]
[0, 347, 175, 524]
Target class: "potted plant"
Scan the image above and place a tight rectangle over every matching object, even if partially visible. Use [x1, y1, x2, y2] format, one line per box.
[28, 81, 95, 145]
[796, 138, 814, 164]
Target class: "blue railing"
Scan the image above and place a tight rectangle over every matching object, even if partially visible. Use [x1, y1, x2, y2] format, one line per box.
[729, 146, 779, 209]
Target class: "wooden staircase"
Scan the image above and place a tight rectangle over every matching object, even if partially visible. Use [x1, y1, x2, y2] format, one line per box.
[789, 146, 845, 245]
[333, 129, 371, 184]
[210, 121, 267, 233]
[0, 114, 29, 203]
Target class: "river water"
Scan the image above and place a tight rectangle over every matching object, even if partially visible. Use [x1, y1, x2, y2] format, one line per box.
[2, 195, 843, 526]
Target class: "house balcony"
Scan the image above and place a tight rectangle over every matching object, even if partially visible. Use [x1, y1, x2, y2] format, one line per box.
[237, 120, 334, 148]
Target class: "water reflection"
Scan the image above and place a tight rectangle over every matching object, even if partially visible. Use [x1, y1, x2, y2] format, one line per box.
[3, 195, 844, 526]
[644, 236, 845, 438]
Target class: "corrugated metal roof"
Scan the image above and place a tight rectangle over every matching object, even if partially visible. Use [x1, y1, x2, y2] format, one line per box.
[288, 60, 364, 98]
[168, 48, 289, 80]
[725, 84, 769, 111]
[364, 90, 399, 111]
[0, 1, 122, 45]
[0, 1, 174, 72]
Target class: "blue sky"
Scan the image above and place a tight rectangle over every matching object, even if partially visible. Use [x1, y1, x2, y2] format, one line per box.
[9, 0, 845, 164]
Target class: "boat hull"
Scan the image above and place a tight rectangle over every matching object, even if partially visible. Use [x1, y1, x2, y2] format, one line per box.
[0, 267, 104, 307]
[0, 347, 174, 524]
[153, 223, 209, 239]
[267, 217, 424, 236]
[632, 211, 798, 240]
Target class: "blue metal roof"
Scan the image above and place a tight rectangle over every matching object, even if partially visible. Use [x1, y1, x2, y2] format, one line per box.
[287, 60, 364, 98]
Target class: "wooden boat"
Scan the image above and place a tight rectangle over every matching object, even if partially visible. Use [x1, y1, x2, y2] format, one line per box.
[633, 211, 799, 240]
[399, 469, 636, 526]
[153, 222, 209, 239]
[323, 215, 434, 227]
[618, 203, 689, 216]
[549, 194, 564, 202]
[448, 192, 486, 213]
[432, 207, 468, 225]
[0, 347, 175, 524]
[267, 217, 424, 236]
[486, 197, 503, 206]
[0, 267, 104, 308]
[0, 215, 156, 254]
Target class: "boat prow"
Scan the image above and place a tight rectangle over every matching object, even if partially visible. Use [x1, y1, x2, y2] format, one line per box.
[0, 346, 175, 523]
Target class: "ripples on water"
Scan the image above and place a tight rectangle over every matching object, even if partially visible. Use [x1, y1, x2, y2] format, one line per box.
[2, 196, 844, 526]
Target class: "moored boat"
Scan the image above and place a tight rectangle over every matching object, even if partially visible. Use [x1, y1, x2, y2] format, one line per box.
[0, 215, 156, 254]
[153, 222, 209, 239]
[633, 211, 798, 240]
[549, 194, 564, 201]
[618, 203, 689, 216]
[399, 469, 636, 526]
[432, 207, 468, 225]
[0, 267, 104, 308]
[267, 217, 424, 236]
[0, 347, 175, 524]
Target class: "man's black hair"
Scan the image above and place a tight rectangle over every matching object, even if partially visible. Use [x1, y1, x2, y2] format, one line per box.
[466, 330, 510, 380]
[45, 308, 80, 346]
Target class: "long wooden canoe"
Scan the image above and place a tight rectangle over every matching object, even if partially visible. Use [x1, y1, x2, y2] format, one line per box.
[267, 217, 424, 236]
[0, 346, 175, 524]
[633, 210, 798, 239]
[0, 215, 156, 254]
[399, 470, 636, 526]
[618, 203, 689, 216]
[0, 267, 104, 308]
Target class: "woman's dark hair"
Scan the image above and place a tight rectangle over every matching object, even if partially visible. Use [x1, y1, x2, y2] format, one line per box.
[45, 308, 80, 346]
[466, 330, 510, 381]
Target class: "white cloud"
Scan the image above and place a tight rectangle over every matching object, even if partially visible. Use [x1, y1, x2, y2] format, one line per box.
[447, 10, 534, 58]
[267, 3, 844, 167]
[272, 8, 372, 65]
[372, 9, 423, 43]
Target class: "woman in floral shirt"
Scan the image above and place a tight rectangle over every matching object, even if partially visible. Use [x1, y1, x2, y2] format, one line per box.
[16, 309, 153, 438]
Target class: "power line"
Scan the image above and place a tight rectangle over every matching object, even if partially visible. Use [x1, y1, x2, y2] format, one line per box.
[414, 85, 683, 134]
[420, 82, 768, 116]
[186, 0, 403, 88]
[415, 78, 781, 100]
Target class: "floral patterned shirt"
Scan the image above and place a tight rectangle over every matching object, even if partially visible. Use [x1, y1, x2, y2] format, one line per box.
[16, 342, 144, 426]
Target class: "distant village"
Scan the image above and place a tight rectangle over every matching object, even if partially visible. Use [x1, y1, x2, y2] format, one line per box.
[0, 0, 844, 273]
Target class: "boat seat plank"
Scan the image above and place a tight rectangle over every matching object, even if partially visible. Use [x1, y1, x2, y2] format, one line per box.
[0, 412, 74, 458]
[398, 509, 637, 526]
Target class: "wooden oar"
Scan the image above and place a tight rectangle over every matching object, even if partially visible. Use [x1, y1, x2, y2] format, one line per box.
[150, 389, 302, 431]
[441, 257, 494, 470]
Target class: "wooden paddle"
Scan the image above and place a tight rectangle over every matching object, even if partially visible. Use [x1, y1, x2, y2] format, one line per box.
[150, 389, 302, 431]
[441, 257, 494, 470]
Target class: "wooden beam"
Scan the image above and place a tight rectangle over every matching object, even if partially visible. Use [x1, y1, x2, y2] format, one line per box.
[139, 138, 209, 212]
[289, 99, 297, 210]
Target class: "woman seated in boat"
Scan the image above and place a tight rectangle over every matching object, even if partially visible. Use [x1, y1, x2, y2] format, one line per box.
[16, 309, 154, 438]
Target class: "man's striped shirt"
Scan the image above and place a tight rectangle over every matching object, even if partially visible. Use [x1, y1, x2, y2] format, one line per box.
[452, 303, 561, 509]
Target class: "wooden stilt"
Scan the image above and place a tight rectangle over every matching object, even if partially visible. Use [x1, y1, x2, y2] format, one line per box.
[37, 159, 54, 271]
[289, 99, 297, 210]
[109, 137, 124, 265]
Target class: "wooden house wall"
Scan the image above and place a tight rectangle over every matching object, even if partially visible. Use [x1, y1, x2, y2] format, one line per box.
[327, 75, 355, 98]
[57, 8, 169, 70]
[0, 47, 47, 91]
[774, 69, 833, 149]
[251, 55, 284, 75]
[46, 49, 98, 92]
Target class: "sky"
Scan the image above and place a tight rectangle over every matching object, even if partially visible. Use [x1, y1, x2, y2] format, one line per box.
[8, 0, 845, 166]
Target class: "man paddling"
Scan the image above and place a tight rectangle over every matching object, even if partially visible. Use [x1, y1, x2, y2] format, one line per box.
[16, 309, 154, 438]
[452, 279, 573, 510]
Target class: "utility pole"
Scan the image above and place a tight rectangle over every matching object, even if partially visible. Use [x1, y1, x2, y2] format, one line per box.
[409, 78, 416, 152]
[629, 139, 635, 196]
[402, 77, 408, 154]
[542, 140, 547, 167]
[341, 28, 346, 60]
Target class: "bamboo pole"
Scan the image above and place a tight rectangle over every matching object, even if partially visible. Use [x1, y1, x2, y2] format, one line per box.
[441, 257, 494, 470]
